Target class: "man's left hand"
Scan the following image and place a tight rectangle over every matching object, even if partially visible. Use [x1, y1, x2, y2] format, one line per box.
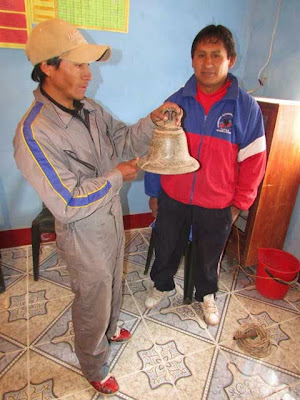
[150, 102, 183, 126]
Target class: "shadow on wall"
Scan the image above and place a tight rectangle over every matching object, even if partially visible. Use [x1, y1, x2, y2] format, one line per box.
[120, 169, 145, 215]
[0, 179, 11, 230]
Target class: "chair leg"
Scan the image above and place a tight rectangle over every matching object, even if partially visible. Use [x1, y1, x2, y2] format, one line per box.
[144, 229, 156, 275]
[183, 240, 194, 304]
[31, 223, 41, 281]
[0, 261, 5, 293]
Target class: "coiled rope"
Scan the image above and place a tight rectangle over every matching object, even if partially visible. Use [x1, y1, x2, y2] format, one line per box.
[233, 323, 272, 358]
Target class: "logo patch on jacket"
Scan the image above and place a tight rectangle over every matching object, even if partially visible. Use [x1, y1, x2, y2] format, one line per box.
[216, 113, 233, 134]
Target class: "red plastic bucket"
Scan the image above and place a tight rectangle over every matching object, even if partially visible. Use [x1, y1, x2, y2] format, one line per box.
[256, 248, 300, 300]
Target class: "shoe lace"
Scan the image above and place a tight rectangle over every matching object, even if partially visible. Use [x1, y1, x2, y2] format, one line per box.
[112, 326, 121, 339]
[152, 288, 165, 300]
[202, 298, 217, 314]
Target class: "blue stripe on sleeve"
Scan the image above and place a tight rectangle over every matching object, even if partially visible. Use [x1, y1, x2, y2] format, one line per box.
[22, 102, 112, 207]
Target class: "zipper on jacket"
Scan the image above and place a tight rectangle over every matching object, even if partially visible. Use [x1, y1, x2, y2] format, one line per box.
[64, 150, 99, 177]
[106, 126, 118, 159]
[190, 134, 203, 204]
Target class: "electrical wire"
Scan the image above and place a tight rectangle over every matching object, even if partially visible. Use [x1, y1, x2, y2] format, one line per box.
[247, 0, 282, 94]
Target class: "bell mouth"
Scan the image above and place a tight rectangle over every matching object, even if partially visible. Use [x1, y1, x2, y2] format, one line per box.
[138, 108, 200, 175]
[137, 157, 200, 175]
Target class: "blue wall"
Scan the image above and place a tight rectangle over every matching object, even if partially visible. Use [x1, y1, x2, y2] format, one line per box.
[0, 0, 299, 257]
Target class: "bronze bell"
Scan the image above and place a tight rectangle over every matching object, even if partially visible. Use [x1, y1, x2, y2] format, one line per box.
[137, 109, 200, 174]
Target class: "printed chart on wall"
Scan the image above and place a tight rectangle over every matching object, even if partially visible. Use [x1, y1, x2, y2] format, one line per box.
[0, 0, 129, 49]
[33, 0, 129, 32]
[0, 0, 30, 48]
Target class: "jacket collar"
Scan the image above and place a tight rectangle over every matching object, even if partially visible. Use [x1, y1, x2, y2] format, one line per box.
[33, 86, 96, 128]
[182, 72, 239, 101]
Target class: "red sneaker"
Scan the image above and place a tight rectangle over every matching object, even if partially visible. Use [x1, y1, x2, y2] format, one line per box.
[110, 326, 131, 342]
[89, 374, 119, 395]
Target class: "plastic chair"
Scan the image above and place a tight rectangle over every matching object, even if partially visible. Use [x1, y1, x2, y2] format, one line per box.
[31, 204, 55, 281]
[144, 220, 156, 276]
[144, 222, 194, 303]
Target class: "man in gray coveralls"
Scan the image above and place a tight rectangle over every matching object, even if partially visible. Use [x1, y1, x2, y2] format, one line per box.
[13, 18, 181, 395]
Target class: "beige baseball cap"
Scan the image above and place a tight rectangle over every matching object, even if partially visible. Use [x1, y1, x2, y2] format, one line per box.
[26, 18, 111, 66]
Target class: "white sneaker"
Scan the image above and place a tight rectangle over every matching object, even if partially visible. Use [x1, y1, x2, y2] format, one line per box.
[200, 294, 220, 326]
[145, 287, 170, 309]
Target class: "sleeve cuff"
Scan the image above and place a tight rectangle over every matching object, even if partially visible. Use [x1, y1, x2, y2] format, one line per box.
[105, 169, 123, 194]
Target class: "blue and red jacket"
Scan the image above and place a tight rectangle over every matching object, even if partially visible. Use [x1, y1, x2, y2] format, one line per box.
[145, 73, 266, 210]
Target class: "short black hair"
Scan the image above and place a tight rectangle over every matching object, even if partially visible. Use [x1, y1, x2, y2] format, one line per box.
[31, 57, 62, 84]
[191, 25, 236, 59]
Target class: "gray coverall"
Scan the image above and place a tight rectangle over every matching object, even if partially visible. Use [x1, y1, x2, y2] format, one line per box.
[14, 88, 156, 381]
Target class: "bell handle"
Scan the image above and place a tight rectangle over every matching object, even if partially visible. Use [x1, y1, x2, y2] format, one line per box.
[162, 108, 178, 126]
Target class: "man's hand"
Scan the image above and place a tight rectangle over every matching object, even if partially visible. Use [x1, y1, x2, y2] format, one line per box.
[150, 102, 183, 126]
[149, 197, 158, 218]
[116, 158, 139, 181]
[231, 205, 240, 223]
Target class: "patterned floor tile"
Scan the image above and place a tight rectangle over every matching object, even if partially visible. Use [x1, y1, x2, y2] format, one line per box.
[285, 286, 300, 312]
[107, 311, 141, 369]
[147, 287, 229, 343]
[31, 301, 74, 347]
[60, 388, 99, 399]
[1, 246, 28, 272]
[144, 318, 214, 358]
[0, 232, 299, 400]
[0, 306, 28, 346]
[124, 231, 150, 256]
[29, 349, 90, 399]
[125, 277, 157, 316]
[28, 296, 74, 345]
[0, 335, 26, 377]
[116, 369, 181, 400]
[218, 294, 254, 346]
[0, 260, 25, 280]
[219, 255, 239, 291]
[266, 317, 300, 373]
[144, 278, 185, 316]
[0, 349, 28, 398]
[122, 278, 150, 316]
[124, 251, 149, 268]
[147, 296, 208, 335]
[27, 275, 73, 304]
[61, 387, 132, 399]
[235, 293, 299, 326]
[219, 296, 300, 374]
[207, 348, 300, 399]
[125, 229, 140, 246]
[33, 250, 72, 290]
[234, 267, 300, 312]
[138, 227, 152, 242]
[0, 274, 27, 311]
[172, 347, 216, 399]
[27, 242, 57, 270]
[123, 260, 150, 281]
[111, 318, 156, 378]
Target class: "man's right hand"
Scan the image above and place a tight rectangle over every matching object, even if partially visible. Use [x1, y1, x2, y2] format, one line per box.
[116, 158, 140, 181]
[149, 197, 158, 218]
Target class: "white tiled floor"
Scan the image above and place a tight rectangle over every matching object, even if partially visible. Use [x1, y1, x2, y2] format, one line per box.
[0, 227, 299, 399]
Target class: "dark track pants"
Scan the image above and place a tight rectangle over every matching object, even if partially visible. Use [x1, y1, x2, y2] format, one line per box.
[150, 191, 232, 301]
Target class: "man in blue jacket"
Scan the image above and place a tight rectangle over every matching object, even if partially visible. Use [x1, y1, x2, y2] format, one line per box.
[144, 25, 266, 326]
